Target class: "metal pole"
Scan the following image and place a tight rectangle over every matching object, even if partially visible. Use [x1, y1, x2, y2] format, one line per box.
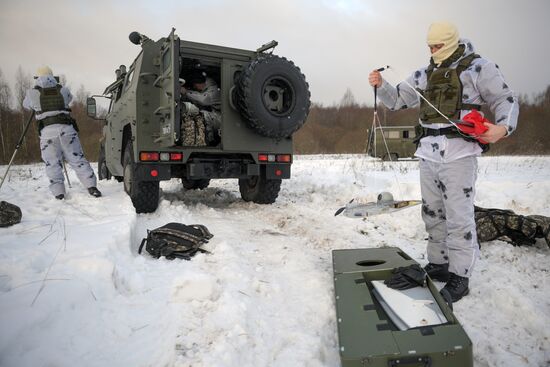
[0, 111, 35, 191]
[62, 160, 72, 188]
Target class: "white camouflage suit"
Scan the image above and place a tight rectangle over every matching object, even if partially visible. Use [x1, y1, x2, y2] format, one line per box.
[377, 39, 519, 277]
[23, 75, 97, 197]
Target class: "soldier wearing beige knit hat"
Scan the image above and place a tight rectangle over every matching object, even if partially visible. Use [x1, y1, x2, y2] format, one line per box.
[368, 22, 519, 305]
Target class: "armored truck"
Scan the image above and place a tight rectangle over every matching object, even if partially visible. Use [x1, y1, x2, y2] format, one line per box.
[366, 125, 417, 161]
[88, 29, 310, 213]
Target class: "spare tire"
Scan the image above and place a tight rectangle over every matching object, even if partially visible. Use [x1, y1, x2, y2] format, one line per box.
[236, 55, 310, 139]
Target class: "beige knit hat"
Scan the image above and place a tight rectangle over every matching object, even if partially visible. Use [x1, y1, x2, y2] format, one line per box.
[36, 66, 53, 77]
[427, 22, 460, 65]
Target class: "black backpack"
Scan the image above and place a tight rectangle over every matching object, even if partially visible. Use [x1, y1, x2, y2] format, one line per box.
[0, 201, 22, 227]
[138, 223, 213, 260]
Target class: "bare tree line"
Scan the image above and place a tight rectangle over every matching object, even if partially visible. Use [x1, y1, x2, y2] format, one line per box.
[0, 66, 548, 166]
[0, 66, 103, 165]
[295, 87, 550, 155]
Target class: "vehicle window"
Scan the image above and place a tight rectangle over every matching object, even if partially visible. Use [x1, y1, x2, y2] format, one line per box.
[124, 68, 135, 90]
[388, 131, 400, 139]
[162, 47, 171, 73]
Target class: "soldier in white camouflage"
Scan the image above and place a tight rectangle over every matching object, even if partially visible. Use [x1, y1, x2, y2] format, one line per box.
[23, 66, 102, 200]
[369, 22, 519, 303]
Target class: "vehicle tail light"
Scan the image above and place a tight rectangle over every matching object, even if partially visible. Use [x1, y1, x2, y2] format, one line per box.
[276, 154, 292, 163]
[258, 154, 269, 162]
[170, 153, 183, 161]
[140, 152, 159, 161]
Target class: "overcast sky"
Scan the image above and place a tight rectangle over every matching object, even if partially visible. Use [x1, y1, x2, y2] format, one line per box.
[1, 0, 549, 107]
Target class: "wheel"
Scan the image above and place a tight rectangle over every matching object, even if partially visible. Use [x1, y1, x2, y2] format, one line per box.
[238, 175, 281, 204]
[123, 142, 159, 213]
[97, 143, 112, 180]
[235, 55, 310, 139]
[181, 178, 210, 190]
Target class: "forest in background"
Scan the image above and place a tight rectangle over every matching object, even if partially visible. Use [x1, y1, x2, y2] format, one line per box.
[294, 87, 550, 155]
[1, 67, 549, 165]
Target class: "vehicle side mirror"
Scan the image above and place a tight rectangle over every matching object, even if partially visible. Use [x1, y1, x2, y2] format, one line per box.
[86, 97, 97, 118]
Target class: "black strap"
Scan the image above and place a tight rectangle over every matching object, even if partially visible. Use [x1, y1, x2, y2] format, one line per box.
[138, 238, 147, 254]
[461, 103, 482, 111]
[419, 125, 489, 152]
[422, 126, 462, 137]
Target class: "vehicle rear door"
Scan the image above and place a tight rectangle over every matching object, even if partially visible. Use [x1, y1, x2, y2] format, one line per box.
[155, 28, 181, 147]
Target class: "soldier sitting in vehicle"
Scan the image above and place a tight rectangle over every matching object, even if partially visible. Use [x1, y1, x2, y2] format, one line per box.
[180, 71, 221, 146]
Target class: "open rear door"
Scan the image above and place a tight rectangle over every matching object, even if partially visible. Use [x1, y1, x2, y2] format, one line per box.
[155, 28, 180, 147]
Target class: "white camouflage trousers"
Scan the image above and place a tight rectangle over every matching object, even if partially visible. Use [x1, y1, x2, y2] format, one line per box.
[39, 124, 97, 197]
[420, 156, 479, 278]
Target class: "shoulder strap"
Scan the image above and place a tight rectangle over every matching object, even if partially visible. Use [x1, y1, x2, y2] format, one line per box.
[456, 53, 480, 76]
[425, 62, 435, 82]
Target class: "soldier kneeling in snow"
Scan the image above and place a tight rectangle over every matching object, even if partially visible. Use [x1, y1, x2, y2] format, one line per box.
[23, 66, 102, 200]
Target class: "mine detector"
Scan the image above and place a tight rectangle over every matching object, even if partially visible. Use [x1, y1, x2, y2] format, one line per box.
[88, 29, 310, 213]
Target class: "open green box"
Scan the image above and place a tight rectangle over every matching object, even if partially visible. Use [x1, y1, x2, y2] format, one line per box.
[332, 247, 473, 367]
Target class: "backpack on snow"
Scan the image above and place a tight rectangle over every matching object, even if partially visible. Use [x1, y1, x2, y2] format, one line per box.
[0, 201, 22, 228]
[138, 222, 213, 260]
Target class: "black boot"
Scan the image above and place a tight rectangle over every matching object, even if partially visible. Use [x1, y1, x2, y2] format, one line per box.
[55, 194, 65, 200]
[440, 273, 470, 304]
[423, 262, 450, 282]
[88, 187, 102, 197]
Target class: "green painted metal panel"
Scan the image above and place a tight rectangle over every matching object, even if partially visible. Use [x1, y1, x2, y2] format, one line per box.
[332, 247, 473, 367]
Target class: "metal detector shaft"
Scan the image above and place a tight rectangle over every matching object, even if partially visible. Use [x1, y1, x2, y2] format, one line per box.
[62, 160, 72, 188]
[373, 66, 388, 113]
[0, 111, 35, 191]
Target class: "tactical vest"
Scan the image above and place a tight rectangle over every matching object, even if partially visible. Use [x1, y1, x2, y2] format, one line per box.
[418, 45, 481, 124]
[34, 84, 74, 132]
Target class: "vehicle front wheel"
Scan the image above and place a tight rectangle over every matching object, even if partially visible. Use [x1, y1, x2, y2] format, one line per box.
[98, 143, 112, 180]
[238, 175, 281, 204]
[123, 142, 159, 213]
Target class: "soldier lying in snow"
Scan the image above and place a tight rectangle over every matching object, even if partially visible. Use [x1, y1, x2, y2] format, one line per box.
[180, 71, 221, 146]
[475, 206, 550, 248]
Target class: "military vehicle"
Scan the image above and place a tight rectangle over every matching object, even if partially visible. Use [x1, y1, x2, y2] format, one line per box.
[367, 126, 417, 160]
[87, 29, 310, 213]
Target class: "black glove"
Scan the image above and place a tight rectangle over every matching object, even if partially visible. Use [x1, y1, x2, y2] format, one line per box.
[384, 264, 427, 290]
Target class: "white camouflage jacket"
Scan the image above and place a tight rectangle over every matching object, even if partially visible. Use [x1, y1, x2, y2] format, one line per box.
[378, 39, 519, 163]
[185, 77, 221, 111]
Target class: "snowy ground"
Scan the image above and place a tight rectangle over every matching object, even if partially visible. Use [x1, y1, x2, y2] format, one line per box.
[1, 155, 549, 367]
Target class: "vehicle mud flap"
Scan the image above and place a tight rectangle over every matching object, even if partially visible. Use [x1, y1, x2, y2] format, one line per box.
[135, 164, 171, 181]
[265, 164, 290, 179]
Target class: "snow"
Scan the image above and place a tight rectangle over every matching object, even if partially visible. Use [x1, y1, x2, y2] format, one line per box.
[1, 155, 549, 367]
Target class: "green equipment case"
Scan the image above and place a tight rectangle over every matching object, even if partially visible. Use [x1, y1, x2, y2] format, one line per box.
[332, 247, 473, 367]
